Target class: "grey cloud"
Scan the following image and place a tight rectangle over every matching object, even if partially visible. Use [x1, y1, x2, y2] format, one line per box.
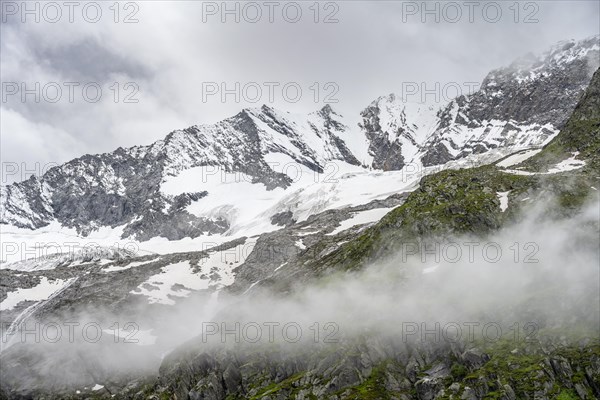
[29, 38, 153, 83]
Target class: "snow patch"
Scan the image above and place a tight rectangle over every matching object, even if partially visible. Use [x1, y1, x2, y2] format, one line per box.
[501, 152, 586, 176]
[327, 207, 395, 236]
[496, 149, 542, 167]
[103, 258, 158, 273]
[0, 278, 74, 311]
[131, 261, 210, 305]
[496, 191, 510, 212]
[547, 152, 586, 173]
[131, 238, 257, 305]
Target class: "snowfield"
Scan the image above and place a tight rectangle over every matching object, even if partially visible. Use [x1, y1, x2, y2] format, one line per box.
[130, 237, 257, 305]
[131, 260, 211, 305]
[0, 277, 75, 311]
[0, 147, 543, 270]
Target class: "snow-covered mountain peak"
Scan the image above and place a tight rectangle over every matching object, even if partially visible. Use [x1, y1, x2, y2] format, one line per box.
[0, 103, 363, 238]
[357, 93, 439, 170]
[317, 103, 337, 116]
[484, 34, 599, 87]
[543, 34, 599, 65]
[417, 35, 600, 167]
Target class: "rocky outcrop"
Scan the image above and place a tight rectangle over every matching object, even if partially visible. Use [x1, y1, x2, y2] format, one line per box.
[118, 336, 600, 400]
[359, 94, 436, 171]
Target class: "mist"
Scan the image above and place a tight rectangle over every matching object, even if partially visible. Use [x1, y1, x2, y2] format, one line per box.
[1, 194, 598, 392]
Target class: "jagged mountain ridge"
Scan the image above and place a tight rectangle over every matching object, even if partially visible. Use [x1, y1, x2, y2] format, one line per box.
[1, 35, 598, 242]
[0, 104, 361, 239]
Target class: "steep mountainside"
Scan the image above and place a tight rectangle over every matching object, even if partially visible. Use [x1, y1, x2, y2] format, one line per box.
[359, 94, 438, 170]
[520, 58, 600, 172]
[419, 35, 599, 166]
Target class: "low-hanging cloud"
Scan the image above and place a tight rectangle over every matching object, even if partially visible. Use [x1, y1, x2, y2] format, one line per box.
[1, 193, 598, 393]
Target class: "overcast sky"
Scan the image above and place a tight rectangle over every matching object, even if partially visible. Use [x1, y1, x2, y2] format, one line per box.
[1, 0, 599, 182]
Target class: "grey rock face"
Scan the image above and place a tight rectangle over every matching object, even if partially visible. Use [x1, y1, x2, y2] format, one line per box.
[270, 211, 296, 227]
[420, 142, 454, 169]
[360, 97, 407, 171]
